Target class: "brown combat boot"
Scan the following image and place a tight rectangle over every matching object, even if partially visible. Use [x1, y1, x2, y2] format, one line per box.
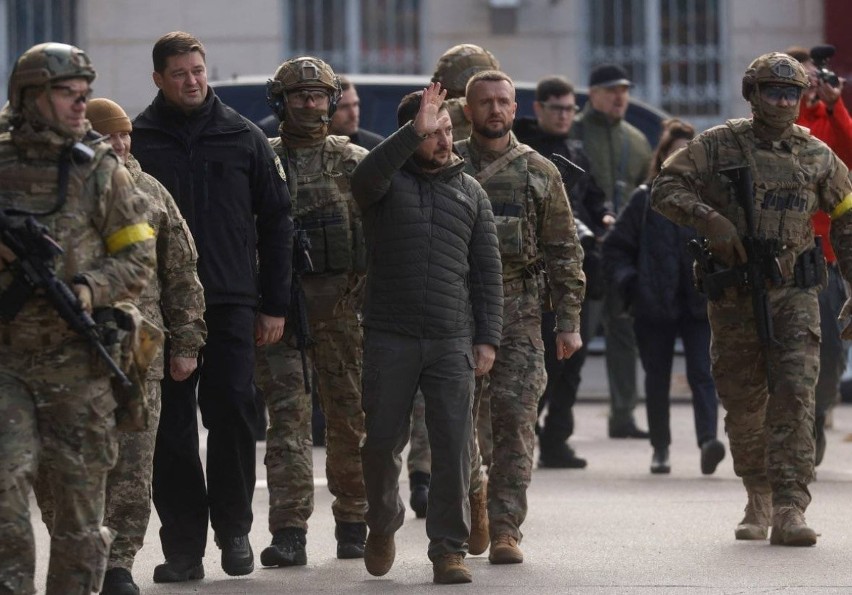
[432, 552, 473, 584]
[488, 534, 523, 564]
[770, 505, 817, 547]
[364, 532, 395, 576]
[734, 489, 772, 540]
[468, 478, 489, 555]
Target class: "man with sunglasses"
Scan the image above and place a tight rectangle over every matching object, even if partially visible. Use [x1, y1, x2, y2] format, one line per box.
[653, 52, 852, 547]
[0, 43, 156, 594]
[256, 55, 370, 568]
[515, 75, 613, 470]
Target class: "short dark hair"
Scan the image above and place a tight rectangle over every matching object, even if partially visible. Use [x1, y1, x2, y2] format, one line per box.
[338, 74, 353, 92]
[152, 31, 206, 73]
[465, 70, 514, 100]
[397, 90, 448, 128]
[535, 76, 575, 102]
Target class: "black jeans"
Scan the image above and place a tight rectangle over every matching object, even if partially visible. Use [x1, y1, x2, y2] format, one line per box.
[634, 315, 718, 450]
[153, 305, 259, 559]
[360, 329, 474, 561]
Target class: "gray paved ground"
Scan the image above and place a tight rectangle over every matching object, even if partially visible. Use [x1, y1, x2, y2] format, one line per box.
[31, 354, 852, 593]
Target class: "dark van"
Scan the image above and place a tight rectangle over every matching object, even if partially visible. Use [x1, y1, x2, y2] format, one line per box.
[211, 73, 669, 147]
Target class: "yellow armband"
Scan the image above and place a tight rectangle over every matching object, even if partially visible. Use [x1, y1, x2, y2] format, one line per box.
[106, 223, 155, 254]
[831, 192, 852, 220]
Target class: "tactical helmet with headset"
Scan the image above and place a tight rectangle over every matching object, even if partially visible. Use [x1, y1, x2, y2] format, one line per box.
[266, 56, 341, 121]
[8, 42, 96, 111]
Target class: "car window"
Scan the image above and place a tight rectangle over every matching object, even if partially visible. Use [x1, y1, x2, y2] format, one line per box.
[212, 77, 667, 147]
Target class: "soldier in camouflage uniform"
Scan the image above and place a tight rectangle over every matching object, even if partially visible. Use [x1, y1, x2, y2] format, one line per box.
[0, 44, 156, 595]
[77, 97, 205, 594]
[652, 52, 852, 546]
[257, 56, 369, 566]
[406, 43, 502, 515]
[456, 70, 585, 564]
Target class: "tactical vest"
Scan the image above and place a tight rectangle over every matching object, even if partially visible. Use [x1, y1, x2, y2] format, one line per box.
[456, 140, 540, 269]
[0, 132, 113, 343]
[709, 120, 816, 255]
[274, 135, 366, 275]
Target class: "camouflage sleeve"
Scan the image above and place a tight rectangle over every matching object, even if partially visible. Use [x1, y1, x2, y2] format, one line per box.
[650, 133, 718, 228]
[823, 156, 852, 284]
[80, 158, 156, 308]
[149, 175, 207, 358]
[536, 160, 586, 332]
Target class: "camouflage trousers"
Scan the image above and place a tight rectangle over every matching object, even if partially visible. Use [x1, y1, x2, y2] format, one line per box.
[0, 340, 117, 595]
[256, 310, 366, 532]
[709, 287, 819, 509]
[474, 281, 546, 539]
[35, 379, 162, 573]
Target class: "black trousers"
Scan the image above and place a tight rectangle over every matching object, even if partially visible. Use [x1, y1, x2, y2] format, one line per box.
[153, 305, 259, 559]
[538, 304, 594, 449]
[634, 315, 718, 450]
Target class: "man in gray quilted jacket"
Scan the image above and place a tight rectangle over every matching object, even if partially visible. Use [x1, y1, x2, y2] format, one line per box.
[351, 82, 503, 584]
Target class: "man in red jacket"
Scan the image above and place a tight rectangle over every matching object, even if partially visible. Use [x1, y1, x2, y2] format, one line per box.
[788, 45, 852, 465]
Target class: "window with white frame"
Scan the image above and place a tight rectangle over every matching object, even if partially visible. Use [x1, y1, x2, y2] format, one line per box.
[587, 0, 723, 122]
[283, 0, 421, 75]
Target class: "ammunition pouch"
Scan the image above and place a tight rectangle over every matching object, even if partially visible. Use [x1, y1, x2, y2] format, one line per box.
[300, 215, 351, 274]
[793, 239, 827, 290]
[492, 202, 524, 257]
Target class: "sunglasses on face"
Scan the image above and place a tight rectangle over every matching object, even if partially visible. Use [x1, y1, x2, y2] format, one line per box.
[287, 89, 329, 104]
[541, 103, 577, 115]
[51, 84, 93, 104]
[760, 85, 802, 102]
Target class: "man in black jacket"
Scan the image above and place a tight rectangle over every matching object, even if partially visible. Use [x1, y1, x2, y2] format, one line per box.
[131, 31, 293, 584]
[351, 82, 503, 584]
[514, 76, 613, 468]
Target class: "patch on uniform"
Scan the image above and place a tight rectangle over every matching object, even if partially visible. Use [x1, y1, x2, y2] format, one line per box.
[273, 155, 287, 181]
[771, 59, 797, 80]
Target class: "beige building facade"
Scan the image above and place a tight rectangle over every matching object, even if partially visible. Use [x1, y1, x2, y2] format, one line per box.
[2, 0, 827, 129]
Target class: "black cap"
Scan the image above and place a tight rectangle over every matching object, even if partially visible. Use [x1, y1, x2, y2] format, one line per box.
[589, 64, 632, 88]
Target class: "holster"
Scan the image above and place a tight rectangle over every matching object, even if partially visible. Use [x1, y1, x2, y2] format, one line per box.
[95, 302, 164, 432]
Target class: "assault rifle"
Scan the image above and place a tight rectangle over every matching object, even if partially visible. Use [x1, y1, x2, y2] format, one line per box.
[290, 224, 314, 394]
[550, 153, 586, 193]
[0, 210, 131, 387]
[720, 166, 780, 389]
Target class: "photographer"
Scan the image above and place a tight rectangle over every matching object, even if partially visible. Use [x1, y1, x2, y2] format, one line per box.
[787, 45, 852, 467]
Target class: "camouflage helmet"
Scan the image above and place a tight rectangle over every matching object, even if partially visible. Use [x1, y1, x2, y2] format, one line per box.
[741, 52, 808, 101]
[266, 56, 341, 119]
[431, 44, 500, 97]
[8, 42, 96, 110]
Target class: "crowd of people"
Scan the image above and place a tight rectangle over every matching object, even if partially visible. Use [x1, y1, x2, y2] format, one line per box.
[1, 30, 852, 594]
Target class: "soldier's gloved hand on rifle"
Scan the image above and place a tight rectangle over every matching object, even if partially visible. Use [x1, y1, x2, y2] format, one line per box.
[73, 282, 93, 314]
[0, 241, 15, 272]
[697, 211, 747, 268]
[839, 297, 852, 340]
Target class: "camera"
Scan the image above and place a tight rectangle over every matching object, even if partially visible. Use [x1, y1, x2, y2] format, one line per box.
[810, 44, 840, 88]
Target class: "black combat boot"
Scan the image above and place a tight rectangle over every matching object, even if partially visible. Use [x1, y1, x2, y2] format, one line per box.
[538, 441, 587, 469]
[215, 533, 255, 576]
[335, 520, 367, 559]
[700, 438, 726, 475]
[409, 472, 430, 518]
[260, 527, 308, 567]
[650, 447, 670, 474]
[101, 567, 140, 595]
[152, 556, 204, 583]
